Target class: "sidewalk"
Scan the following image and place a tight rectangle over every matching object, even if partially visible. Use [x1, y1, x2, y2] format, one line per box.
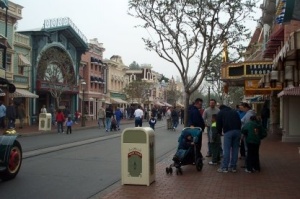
[15, 119, 136, 136]
[100, 131, 300, 199]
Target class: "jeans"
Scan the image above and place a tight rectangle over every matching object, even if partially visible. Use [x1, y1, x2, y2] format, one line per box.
[116, 119, 121, 129]
[221, 129, 241, 170]
[57, 121, 64, 133]
[207, 126, 212, 155]
[105, 118, 112, 131]
[135, 117, 142, 127]
[246, 142, 260, 171]
[98, 118, 105, 128]
[172, 120, 178, 128]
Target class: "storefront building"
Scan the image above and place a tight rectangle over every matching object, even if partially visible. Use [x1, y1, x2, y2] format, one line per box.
[19, 17, 88, 123]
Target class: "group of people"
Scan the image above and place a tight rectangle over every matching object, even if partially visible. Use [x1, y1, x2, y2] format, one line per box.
[0, 101, 26, 129]
[97, 104, 123, 132]
[187, 98, 268, 173]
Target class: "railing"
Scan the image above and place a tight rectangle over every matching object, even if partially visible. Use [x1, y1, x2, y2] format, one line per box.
[14, 33, 30, 46]
[42, 17, 88, 44]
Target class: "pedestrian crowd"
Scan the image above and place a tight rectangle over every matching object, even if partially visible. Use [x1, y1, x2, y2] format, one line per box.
[185, 98, 269, 174]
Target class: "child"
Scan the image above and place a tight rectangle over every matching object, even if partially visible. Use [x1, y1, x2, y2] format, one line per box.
[208, 114, 221, 165]
[110, 116, 117, 131]
[66, 117, 73, 134]
[241, 116, 267, 173]
[173, 133, 194, 164]
[149, 114, 157, 130]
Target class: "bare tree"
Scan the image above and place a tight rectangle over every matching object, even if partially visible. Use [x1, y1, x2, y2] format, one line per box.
[123, 80, 154, 104]
[129, 0, 256, 125]
[38, 63, 76, 108]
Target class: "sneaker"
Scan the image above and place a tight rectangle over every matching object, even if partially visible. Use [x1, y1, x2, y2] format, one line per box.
[228, 168, 237, 173]
[208, 161, 217, 165]
[217, 168, 228, 173]
[245, 169, 253, 173]
[105, 129, 108, 132]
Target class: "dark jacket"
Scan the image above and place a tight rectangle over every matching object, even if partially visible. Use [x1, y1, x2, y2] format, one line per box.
[171, 109, 179, 121]
[105, 107, 113, 118]
[188, 105, 205, 130]
[216, 105, 241, 135]
[6, 105, 16, 120]
[242, 120, 267, 144]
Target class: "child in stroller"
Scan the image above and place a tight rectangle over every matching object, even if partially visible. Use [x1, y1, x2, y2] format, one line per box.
[166, 127, 203, 175]
[110, 116, 117, 131]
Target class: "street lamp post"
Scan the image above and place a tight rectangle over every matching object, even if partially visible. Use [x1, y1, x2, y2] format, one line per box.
[81, 81, 86, 127]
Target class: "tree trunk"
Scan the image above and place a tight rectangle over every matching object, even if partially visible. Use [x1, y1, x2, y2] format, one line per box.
[184, 92, 191, 127]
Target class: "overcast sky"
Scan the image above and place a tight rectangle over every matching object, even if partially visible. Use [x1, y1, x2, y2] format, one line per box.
[13, 0, 262, 79]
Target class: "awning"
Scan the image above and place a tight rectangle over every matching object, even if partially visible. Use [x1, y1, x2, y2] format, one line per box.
[163, 102, 173, 107]
[111, 97, 128, 104]
[155, 101, 165, 106]
[10, 89, 39, 98]
[278, 87, 300, 97]
[18, 54, 31, 66]
[176, 102, 184, 107]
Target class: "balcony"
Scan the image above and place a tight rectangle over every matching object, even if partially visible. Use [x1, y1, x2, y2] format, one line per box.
[14, 33, 30, 47]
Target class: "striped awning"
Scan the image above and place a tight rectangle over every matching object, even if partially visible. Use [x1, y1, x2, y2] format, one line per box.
[9, 89, 39, 98]
[18, 54, 31, 67]
[163, 102, 173, 107]
[278, 87, 300, 97]
[111, 97, 127, 104]
[155, 101, 165, 106]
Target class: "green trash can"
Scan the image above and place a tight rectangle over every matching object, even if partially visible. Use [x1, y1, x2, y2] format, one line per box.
[121, 127, 155, 186]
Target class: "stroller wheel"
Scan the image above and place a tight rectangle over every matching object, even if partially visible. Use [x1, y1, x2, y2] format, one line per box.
[196, 158, 203, 171]
[169, 167, 173, 174]
[166, 167, 170, 174]
[176, 168, 182, 175]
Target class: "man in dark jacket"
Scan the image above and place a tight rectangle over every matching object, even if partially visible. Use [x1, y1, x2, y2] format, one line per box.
[216, 105, 241, 173]
[188, 98, 205, 131]
[6, 101, 16, 128]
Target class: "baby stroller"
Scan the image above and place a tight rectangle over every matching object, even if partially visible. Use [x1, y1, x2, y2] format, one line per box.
[166, 127, 203, 175]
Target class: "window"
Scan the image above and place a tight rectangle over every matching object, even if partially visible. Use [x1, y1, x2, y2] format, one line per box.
[18, 66, 24, 75]
[6, 53, 12, 72]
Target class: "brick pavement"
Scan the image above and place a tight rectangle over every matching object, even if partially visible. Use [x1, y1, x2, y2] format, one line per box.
[100, 131, 300, 199]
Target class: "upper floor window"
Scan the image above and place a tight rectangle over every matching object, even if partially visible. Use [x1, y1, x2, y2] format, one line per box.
[6, 53, 12, 72]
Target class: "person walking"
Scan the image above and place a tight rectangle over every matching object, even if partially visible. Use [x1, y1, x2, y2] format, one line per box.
[66, 117, 73, 134]
[105, 104, 113, 132]
[114, 107, 123, 130]
[171, 107, 179, 131]
[97, 105, 106, 129]
[134, 105, 144, 127]
[6, 102, 16, 128]
[17, 103, 26, 129]
[180, 108, 184, 125]
[56, 109, 65, 133]
[203, 99, 220, 157]
[0, 101, 6, 129]
[165, 107, 172, 130]
[216, 105, 241, 173]
[188, 98, 205, 131]
[149, 114, 157, 130]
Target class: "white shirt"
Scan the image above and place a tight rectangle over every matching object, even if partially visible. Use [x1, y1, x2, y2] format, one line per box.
[134, 108, 143, 118]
